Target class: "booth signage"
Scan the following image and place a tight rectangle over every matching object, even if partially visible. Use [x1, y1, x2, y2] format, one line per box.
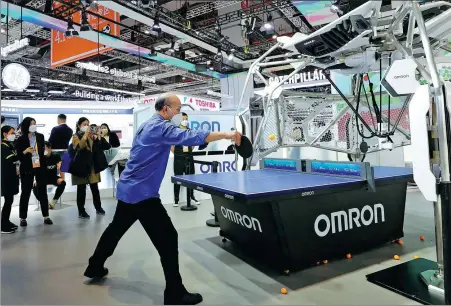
[2, 63, 30, 91]
[74, 90, 135, 102]
[268, 69, 326, 85]
[50, 3, 120, 68]
[1, 38, 30, 57]
[75, 62, 156, 83]
[141, 94, 219, 111]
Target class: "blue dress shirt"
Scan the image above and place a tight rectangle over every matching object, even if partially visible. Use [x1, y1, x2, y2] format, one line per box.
[116, 114, 210, 204]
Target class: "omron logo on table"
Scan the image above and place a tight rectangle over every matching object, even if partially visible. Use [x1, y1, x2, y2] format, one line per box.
[314, 204, 385, 237]
[188, 121, 220, 132]
[221, 206, 262, 233]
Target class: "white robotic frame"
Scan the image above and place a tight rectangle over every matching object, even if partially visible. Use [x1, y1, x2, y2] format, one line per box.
[235, 0, 451, 303]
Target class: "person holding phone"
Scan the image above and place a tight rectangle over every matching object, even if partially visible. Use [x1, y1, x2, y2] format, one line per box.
[15, 117, 53, 226]
[1, 125, 20, 233]
[71, 119, 111, 219]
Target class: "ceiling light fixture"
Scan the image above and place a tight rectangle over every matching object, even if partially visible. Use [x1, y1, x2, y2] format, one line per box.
[80, 10, 92, 32]
[149, 46, 157, 57]
[65, 18, 79, 37]
[227, 48, 236, 61]
[152, 11, 161, 33]
[264, 14, 273, 30]
[40, 78, 145, 96]
[168, 39, 176, 53]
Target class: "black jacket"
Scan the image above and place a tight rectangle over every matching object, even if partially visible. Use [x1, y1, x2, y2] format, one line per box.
[49, 124, 73, 150]
[106, 132, 120, 148]
[73, 132, 112, 174]
[16, 132, 47, 173]
[1, 141, 19, 197]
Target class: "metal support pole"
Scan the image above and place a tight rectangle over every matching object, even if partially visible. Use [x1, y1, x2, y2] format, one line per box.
[411, 1, 450, 302]
[206, 161, 220, 227]
[180, 156, 197, 211]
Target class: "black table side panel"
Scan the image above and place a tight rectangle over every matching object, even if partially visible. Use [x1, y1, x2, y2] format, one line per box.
[277, 182, 407, 269]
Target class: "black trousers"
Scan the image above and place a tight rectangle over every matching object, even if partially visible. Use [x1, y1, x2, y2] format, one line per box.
[77, 183, 102, 213]
[19, 169, 49, 219]
[1, 195, 14, 227]
[88, 198, 185, 294]
[173, 158, 195, 202]
[33, 177, 66, 201]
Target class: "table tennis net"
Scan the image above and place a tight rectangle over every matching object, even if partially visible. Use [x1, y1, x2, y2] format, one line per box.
[255, 95, 411, 158]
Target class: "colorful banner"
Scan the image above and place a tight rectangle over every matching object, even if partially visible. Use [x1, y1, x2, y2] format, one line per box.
[291, 1, 337, 27]
[50, 3, 120, 68]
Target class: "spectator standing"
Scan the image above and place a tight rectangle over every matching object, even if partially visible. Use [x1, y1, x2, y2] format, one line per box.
[15, 117, 53, 226]
[100, 123, 120, 148]
[49, 114, 73, 150]
[1, 125, 20, 233]
[71, 119, 111, 219]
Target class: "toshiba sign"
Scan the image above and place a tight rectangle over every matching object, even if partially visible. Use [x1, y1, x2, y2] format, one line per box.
[140, 94, 219, 111]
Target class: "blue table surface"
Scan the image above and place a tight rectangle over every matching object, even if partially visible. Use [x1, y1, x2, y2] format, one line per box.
[172, 166, 413, 198]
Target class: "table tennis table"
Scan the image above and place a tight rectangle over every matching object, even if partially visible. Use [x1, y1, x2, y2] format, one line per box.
[172, 158, 413, 274]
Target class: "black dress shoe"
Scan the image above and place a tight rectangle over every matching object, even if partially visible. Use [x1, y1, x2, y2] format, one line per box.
[164, 292, 203, 305]
[79, 211, 90, 219]
[20, 219, 27, 227]
[96, 208, 106, 215]
[44, 218, 53, 225]
[84, 266, 109, 279]
[9, 221, 18, 230]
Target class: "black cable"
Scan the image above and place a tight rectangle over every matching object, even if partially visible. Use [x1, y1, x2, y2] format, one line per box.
[362, 76, 377, 130]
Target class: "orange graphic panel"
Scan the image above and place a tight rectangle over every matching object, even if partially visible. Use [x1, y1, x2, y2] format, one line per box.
[50, 2, 120, 68]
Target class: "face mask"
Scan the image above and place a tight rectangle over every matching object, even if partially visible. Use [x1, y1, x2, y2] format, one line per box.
[180, 120, 188, 127]
[29, 125, 37, 133]
[7, 134, 15, 142]
[44, 150, 49, 155]
[80, 125, 88, 133]
[167, 107, 182, 127]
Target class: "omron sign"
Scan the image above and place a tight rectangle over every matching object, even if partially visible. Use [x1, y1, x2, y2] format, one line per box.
[314, 204, 385, 237]
[268, 69, 326, 85]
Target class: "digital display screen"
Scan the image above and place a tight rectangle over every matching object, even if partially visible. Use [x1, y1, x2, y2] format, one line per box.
[311, 161, 362, 177]
[264, 159, 297, 171]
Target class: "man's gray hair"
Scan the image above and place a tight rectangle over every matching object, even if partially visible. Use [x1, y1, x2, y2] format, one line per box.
[155, 96, 169, 111]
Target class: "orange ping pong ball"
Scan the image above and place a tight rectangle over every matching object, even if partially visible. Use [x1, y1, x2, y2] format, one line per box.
[280, 288, 288, 294]
[420, 235, 425, 241]
[397, 240, 404, 246]
[414, 255, 420, 259]
[394, 255, 400, 260]
[323, 260, 328, 264]
[346, 253, 352, 259]
[269, 134, 276, 140]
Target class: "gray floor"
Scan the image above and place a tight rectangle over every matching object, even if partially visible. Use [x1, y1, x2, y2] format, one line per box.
[1, 189, 438, 305]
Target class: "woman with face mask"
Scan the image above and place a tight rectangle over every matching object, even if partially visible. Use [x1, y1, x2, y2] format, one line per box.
[1, 125, 20, 233]
[100, 123, 120, 148]
[71, 118, 111, 219]
[15, 117, 53, 227]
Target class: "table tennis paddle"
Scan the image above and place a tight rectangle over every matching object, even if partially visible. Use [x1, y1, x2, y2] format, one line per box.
[235, 135, 253, 159]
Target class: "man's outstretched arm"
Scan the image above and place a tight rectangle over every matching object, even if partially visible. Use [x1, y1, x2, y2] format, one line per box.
[161, 123, 241, 146]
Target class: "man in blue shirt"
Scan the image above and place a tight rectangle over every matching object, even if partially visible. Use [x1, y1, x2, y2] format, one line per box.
[84, 94, 241, 305]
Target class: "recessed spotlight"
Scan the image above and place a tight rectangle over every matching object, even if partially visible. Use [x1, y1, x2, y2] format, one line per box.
[145, 29, 150, 34]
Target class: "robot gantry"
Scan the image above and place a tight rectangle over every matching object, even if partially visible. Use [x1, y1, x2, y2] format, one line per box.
[236, 0, 451, 301]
